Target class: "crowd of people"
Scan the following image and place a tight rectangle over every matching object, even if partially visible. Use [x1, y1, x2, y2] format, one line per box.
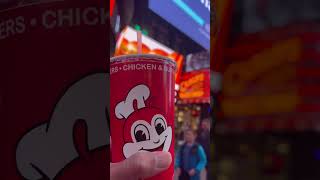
[175, 119, 211, 180]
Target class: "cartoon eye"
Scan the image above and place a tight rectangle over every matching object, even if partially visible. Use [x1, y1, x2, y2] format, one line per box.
[154, 117, 166, 135]
[134, 124, 150, 142]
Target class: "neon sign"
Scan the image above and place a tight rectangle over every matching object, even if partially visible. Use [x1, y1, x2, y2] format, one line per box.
[115, 26, 184, 82]
[179, 69, 210, 103]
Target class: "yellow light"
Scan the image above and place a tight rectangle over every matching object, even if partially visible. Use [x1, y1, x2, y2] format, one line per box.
[127, 44, 136, 52]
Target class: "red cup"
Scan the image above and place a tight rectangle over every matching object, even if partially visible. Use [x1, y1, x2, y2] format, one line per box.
[110, 54, 176, 179]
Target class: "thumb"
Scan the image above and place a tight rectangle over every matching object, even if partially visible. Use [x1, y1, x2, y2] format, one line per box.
[111, 151, 172, 180]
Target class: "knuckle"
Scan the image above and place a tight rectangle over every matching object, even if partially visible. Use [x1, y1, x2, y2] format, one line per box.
[133, 152, 149, 171]
[134, 152, 156, 176]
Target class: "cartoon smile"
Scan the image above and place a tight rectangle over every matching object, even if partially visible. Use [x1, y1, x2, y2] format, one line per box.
[123, 114, 172, 158]
[142, 136, 167, 152]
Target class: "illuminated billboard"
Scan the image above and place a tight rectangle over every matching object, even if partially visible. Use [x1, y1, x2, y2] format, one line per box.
[179, 69, 210, 103]
[115, 26, 184, 82]
[149, 0, 210, 50]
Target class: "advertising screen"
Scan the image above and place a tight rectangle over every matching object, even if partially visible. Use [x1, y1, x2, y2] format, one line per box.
[149, 0, 210, 50]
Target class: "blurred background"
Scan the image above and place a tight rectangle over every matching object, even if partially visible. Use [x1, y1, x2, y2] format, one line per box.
[212, 0, 320, 180]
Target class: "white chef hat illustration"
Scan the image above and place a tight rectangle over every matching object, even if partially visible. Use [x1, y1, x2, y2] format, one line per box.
[115, 84, 150, 119]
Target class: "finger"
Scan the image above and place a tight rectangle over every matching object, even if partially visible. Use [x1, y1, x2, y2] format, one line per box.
[111, 151, 172, 180]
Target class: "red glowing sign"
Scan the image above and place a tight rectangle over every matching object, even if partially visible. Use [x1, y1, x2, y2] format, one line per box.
[179, 69, 210, 103]
[110, 0, 115, 17]
[115, 26, 184, 82]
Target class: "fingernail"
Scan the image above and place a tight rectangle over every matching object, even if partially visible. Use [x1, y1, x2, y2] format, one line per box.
[154, 152, 172, 169]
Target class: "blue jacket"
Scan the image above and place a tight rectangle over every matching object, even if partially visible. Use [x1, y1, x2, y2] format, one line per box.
[175, 143, 207, 180]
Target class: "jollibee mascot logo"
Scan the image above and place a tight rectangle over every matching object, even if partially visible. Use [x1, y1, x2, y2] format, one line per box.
[115, 84, 172, 158]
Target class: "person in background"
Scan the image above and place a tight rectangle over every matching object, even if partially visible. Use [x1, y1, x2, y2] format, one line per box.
[176, 129, 207, 180]
[196, 118, 211, 179]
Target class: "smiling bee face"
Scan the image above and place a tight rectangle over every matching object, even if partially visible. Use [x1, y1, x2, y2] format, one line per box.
[122, 108, 172, 158]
